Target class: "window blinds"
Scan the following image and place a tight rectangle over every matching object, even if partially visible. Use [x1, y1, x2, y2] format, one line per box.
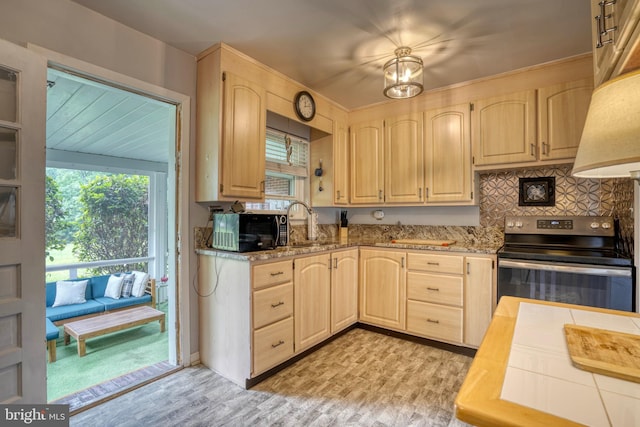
[265, 128, 308, 177]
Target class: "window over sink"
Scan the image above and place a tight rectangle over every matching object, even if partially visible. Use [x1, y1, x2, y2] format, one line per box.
[245, 127, 309, 218]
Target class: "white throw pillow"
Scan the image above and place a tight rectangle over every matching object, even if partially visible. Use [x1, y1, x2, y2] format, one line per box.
[52, 280, 88, 307]
[130, 270, 150, 297]
[104, 274, 125, 299]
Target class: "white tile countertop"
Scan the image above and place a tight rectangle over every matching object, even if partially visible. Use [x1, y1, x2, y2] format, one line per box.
[455, 297, 640, 427]
[502, 303, 640, 426]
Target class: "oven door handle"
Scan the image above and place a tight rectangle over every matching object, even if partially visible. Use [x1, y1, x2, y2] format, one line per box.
[498, 260, 632, 277]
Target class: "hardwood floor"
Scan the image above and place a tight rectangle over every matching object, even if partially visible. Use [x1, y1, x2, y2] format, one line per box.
[71, 328, 473, 426]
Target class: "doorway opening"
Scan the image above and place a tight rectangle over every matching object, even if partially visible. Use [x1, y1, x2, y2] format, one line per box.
[44, 67, 179, 410]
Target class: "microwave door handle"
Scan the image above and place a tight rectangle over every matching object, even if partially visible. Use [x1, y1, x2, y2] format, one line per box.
[499, 260, 632, 277]
[274, 216, 280, 247]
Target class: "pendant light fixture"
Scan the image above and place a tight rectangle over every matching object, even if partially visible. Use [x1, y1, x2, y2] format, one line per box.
[572, 68, 640, 180]
[383, 47, 424, 99]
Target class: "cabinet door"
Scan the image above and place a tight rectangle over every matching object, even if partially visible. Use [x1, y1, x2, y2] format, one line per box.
[538, 79, 593, 161]
[385, 113, 424, 203]
[472, 90, 537, 166]
[221, 72, 266, 199]
[464, 256, 494, 347]
[331, 249, 358, 333]
[359, 249, 406, 330]
[294, 254, 331, 351]
[333, 120, 350, 204]
[350, 120, 384, 204]
[590, 0, 640, 85]
[424, 104, 472, 203]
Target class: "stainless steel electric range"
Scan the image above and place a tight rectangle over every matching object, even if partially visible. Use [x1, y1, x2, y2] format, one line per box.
[497, 216, 635, 312]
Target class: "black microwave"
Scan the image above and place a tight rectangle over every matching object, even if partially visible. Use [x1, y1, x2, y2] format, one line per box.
[211, 213, 288, 252]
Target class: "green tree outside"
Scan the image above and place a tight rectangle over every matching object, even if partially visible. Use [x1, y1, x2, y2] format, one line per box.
[45, 175, 70, 262]
[74, 174, 149, 276]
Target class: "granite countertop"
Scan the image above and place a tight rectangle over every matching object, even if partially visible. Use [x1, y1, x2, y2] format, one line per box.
[195, 237, 502, 262]
[455, 297, 640, 427]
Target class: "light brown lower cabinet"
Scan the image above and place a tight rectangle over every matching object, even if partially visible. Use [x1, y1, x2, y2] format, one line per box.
[463, 256, 494, 347]
[359, 248, 494, 347]
[198, 247, 493, 388]
[406, 252, 465, 343]
[253, 317, 294, 375]
[294, 254, 332, 352]
[330, 248, 359, 333]
[359, 248, 406, 330]
[252, 261, 294, 376]
[406, 300, 463, 342]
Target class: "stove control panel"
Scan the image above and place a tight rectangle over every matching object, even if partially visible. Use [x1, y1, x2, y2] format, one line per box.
[505, 216, 614, 236]
[537, 219, 573, 229]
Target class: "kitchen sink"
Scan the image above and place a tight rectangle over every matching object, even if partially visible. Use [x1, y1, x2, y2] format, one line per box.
[271, 242, 322, 251]
[290, 242, 321, 247]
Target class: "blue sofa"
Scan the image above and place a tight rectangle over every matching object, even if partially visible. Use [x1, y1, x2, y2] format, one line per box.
[45, 274, 156, 363]
[46, 274, 155, 325]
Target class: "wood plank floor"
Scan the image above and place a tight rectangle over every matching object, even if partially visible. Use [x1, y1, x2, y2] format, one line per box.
[71, 328, 473, 426]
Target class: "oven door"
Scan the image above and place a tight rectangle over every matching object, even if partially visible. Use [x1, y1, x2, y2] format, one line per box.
[497, 259, 635, 312]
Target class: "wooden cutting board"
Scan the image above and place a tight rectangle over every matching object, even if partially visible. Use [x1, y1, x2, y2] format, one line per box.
[390, 239, 456, 246]
[564, 324, 640, 383]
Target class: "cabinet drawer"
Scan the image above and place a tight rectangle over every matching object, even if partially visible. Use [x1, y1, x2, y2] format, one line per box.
[253, 282, 293, 329]
[407, 253, 463, 274]
[253, 316, 294, 375]
[407, 300, 463, 343]
[253, 260, 293, 289]
[407, 272, 463, 306]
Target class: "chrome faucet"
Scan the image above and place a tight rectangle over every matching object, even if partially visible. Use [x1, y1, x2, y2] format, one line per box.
[286, 200, 317, 243]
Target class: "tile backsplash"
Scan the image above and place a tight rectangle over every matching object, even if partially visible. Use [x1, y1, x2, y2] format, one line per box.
[479, 165, 634, 256]
[195, 165, 634, 257]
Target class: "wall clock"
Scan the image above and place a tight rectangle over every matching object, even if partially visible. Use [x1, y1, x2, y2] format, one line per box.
[294, 91, 316, 122]
[519, 177, 555, 206]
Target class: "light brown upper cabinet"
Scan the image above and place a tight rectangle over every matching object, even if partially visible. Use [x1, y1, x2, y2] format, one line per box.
[591, 0, 640, 86]
[220, 72, 267, 199]
[196, 64, 266, 201]
[350, 120, 384, 204]
[538, 79, 593, 161]
[471, 90, 537, 167]
[333, 120, 350, 205]
[384, 113, 424, 204]
[472, 80, 592, 168]
[424, 104, 472, 203]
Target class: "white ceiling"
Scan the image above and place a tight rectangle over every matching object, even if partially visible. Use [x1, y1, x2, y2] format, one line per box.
[46, 68, 176, 165]
[72, 0, 593, 110]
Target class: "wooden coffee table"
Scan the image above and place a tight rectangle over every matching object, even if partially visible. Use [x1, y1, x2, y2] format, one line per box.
[63, 306, 165, 357]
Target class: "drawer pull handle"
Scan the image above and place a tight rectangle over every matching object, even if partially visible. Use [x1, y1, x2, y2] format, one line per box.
[427, 318, 440, 324]
[427, 262, 439, 266]
[271, 340, 285, 348]
[271, 301, 285, 308]
[270, 271, 284, 276]
[427, 287, 440, 292]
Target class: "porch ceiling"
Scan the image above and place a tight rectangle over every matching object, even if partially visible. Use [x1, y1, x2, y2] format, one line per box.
[46, 69, 175, 165]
